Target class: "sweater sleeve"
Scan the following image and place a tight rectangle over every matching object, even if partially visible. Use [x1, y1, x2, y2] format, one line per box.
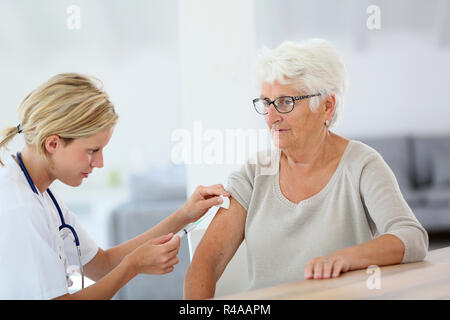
[359, 152, 429, 263]
[226, 160, 256, 211]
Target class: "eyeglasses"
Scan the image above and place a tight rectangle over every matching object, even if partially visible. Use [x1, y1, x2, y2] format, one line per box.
[252, 93, 321, 115]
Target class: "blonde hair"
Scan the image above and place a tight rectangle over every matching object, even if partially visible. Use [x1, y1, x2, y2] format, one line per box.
[0, 73, 119, 166]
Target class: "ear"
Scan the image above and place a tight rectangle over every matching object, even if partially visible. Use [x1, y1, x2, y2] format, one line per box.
[324, 94, 336, 119]
[44, 135, 62, 155]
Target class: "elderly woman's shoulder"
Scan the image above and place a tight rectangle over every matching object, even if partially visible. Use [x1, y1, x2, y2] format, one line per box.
[346, 140, 385, 164]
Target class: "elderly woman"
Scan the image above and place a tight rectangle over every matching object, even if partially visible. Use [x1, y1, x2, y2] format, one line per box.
[184, 39, 428, 299]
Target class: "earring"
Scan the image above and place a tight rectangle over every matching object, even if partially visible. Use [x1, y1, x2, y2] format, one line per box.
[324, 120, 330, 127]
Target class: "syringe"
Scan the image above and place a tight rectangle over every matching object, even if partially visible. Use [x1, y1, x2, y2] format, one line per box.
[175, 195, 230, 239]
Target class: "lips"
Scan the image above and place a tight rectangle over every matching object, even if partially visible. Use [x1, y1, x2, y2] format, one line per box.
[272, 128, 290, 132]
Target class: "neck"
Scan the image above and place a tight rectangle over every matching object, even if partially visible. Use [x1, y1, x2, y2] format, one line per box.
[281, 130, 334, 172]
[18, 146, 55, 194]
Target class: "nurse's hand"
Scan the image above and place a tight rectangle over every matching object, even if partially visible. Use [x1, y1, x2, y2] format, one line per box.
[180, 184, 231, 223]
[126, 233, 181, 275]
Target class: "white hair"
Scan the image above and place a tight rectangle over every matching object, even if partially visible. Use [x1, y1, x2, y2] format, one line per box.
[256, 39, 348, 128]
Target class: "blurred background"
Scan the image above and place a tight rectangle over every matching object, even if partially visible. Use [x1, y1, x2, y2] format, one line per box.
[1, 0, 449, 298]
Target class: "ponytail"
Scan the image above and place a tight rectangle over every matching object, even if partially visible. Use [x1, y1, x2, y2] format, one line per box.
[0, 125, 22, 166]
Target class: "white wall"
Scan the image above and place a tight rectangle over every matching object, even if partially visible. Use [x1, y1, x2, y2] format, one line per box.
[178, 0, 262, 196]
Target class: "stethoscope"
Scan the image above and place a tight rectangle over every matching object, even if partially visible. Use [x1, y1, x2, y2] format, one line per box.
[16, 152, 85, 289]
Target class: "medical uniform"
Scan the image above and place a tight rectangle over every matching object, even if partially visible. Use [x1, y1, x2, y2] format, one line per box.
[0, 155, 99, 299]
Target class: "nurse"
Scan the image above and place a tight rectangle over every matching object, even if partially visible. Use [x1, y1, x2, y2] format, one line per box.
[0, 73, 230, 299]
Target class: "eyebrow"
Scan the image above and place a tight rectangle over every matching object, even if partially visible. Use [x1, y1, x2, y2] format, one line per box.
[259, 94, 292, 99]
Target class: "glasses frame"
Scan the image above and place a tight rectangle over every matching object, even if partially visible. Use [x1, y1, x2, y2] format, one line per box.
[252, 93, 322, 115]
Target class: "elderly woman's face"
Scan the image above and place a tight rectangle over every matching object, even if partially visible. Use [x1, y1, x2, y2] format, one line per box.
[262, 81, 326, 149]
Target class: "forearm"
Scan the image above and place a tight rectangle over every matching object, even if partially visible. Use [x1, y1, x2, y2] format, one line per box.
[56, 257, 136, 300]
[106, 208, 189, 268]
[334, 234, 405, 271]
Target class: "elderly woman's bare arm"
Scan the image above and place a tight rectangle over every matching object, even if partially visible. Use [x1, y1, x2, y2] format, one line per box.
[184, 197, 247, 300]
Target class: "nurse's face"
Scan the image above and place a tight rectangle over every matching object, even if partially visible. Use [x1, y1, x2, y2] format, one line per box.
[47, 127, 115, 187]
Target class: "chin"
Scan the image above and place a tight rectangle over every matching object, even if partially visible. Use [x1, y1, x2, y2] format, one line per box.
[271, 137, 289, 149]
[271, 133, 287, 147]
[72, 180, 83, 187]
[60, 179, 83, 187]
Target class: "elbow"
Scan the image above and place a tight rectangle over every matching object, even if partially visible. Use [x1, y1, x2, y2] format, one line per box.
[417, 229, 429, 261]
[184, 257, 218, 300]
[408, 241, 428, 263]
[394, 226, 429, 263]
[413, 226, 429, 262]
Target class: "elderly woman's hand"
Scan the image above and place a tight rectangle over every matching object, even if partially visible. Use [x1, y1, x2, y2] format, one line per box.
[180, 184, 231, 224]
[304, 254, 351, 280]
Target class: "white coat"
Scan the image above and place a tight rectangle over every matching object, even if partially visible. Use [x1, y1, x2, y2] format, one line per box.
[0, 155, 98, 299]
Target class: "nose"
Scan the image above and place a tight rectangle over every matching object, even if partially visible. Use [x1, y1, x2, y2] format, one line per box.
[264, 102, 282, 125]
[92, 150, 104, 169]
